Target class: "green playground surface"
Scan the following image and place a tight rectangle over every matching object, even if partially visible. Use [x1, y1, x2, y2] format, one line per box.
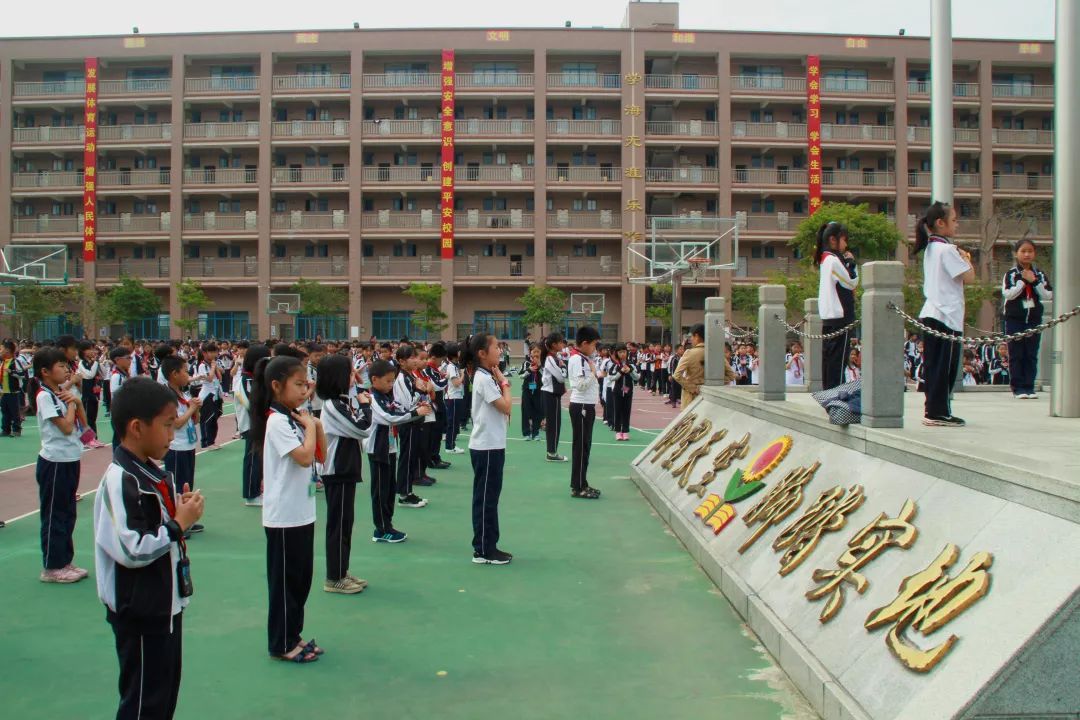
[0, 393, 806, 719]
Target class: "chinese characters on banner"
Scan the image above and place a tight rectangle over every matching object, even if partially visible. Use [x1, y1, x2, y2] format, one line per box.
[83, 57, 99, 261]
[806, 55, 822, 215]
[440, 50, 456, 259]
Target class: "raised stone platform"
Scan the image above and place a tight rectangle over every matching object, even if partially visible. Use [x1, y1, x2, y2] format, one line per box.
[630, 386, 1080, 720]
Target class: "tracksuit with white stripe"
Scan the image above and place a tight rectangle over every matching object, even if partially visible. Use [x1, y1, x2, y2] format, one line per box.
[365, 391, 426, 535]
[316, 396, 372, 581]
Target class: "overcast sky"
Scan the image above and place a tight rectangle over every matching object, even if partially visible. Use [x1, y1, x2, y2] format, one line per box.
[0, 0, 1056, 40]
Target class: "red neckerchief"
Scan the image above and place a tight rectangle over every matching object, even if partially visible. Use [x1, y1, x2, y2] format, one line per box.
[173, 389, 190, 407]
[819, 250, 838, 263]
[928, 235, 951, 245]
[1017, 265, 1035, 299]
[413, 368, 434, 399]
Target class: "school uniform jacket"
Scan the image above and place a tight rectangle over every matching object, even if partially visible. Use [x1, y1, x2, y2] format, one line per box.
[611, 361, 639, 394]
[1001, 265, 1053, 325]
[94, 446, 188, 632]
[317, 396, 372, 482]
[364, 390, 424, 463]
[541, 355, 567, 395]
[818, 252, 859, 322]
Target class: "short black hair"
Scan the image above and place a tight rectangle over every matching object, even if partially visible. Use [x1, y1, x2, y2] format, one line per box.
[368, 359, 397, 381]
[161, 356, 187, 382]
[575, 325, 601, 345]
[153, 344, 174, 362]
[428, 341, 447, 359]
[109, 347, 131, 362]
[690, 323, 705, 340]
[315, 354, 352, 400]
[2, 340, 15, 354]
[55, 335, 77, 350]
[33, 347, 68, 381]
[111, 377, 178, 441]
[273, 342, 306, 359]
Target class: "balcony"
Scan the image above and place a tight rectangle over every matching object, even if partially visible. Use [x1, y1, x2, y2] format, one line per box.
[991, 84, 1054, 104]
[546, 211, 621, 232]
[453, 256, 534, 279]
[12, 216, 82, 236]
[547, 257, 621, 280]
[821, 170, 895, 191]
[100, 124, 174, 145]
[737, 213, 807, 234]
[362, 73, 440, 93]
[546, 119, 622, 140]
[360, 166, 441, 186]
[732, 122, 807, 142]
[98, 78, 171, 97]
[546, 73, 621, 93]
[907, 81, 980, 102]
[182, 213, 257, 233]
[994, 174, 1053, 194]
[644, 75, 720, 92]
[645, 121, 720, 139]
[183, 257, 258, 279]
[907, 172, 931, 190]
[97, 215, 170, 235]
[645, 167, 720, 186]
[271, 166, 348, 188]
[646, 213, 721, 234]
[13, 126, 85, 146]
[455, 118, 534, 140]
[183, 167, 258, 188]
[362, 256, 441, 280]
[271, 74, 351, 94]
[732, 168, 809, 188]
[362, 119, 441, 140]
[547, 166, 621, 186]
[455, 212, 534, 232]
[820, 124, 895, 143]
[455, 166, 535, 185]
[271, 211, 348, 234]
[12, 171, 82, 192]
[820, 78, 896, 98]
[183, 122, 260, 142]
[271, 120, 350, 141]
[12, 80, 85, 99]
[361, 211, 440, 231]
[98, 169, 172, 191]
[992, 128, 1054, 148]
[97, 258, 170, 280]
[271, 257, 348, 279]
[455, 73, 534, 92]
[731, 75, 806, 96]
[184, 76, 259, 96]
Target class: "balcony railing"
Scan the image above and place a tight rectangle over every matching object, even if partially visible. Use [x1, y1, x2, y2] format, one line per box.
[647, 213, 721, 232]
[456, 166, 534, 183]
[13, 126, 85, 144]
[271, 120, 350, 138]
[97, 259, 170, 280]
[12, 171, 82, 189]
[455, 119, 534, 136]
[732, 121, 807, 140]
[13, 80, 86, 97]
[907, 126, 932, 143]
[731, 75, 806, 94]
[737, 214, 807, 233]
[13, 216, 82, 234]
[183, 167, 258, 186]
[361, 166, 441, 184]
[270, 258, 348, 277]
[646, 167, 720, 184]
[99, 78, 171, 96]
[272, 74, 351, 91]
[455, 212, 534, 230]
[362, 256, 440, 277]
[822, 170, 895, 188]
[821, 124, 895, 142]
[953, 128, 980, 144]
[547, 167, 621, 184]
[645, 75, 719, 91]
[645, 120, 720, 137]
[271, 167, 348, 185]
[821, 78, 895, 96]
[546, 211, 621, 230]
[182, 213, 257, 231]
[455, 73, 534, 90]
[907, 81, 980, 100]
[100, 124, 174, 142]
[546, 119, 621, 137]
[732, 168, 809, 185]
[994, 174, 1053, 191]
[953, 173, 981, 189]
[547, 257, 621, 277]
[183, 121, 260, 140]
[362, 119, 441, 137]
[992, 128, 1054, 146]
[991, 84, 1054, 100]
[184, 76, 259, 94]
[362, 73, 441, 91]
[361, 212, 440, 230]
[908, 172, 931, 189]
[271, 211, 348, 232]
[454, 257, 534, 277]
[546, 73, 621, 90]
[98, 169, 171, 188]
[96, 216, 168, 233]
[183, 258, 259, 278]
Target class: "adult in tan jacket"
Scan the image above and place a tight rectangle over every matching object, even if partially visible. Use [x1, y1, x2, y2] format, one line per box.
[673, 323, 736, 405]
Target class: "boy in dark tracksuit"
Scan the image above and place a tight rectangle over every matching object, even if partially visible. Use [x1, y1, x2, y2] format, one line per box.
[423, 346, 450, 470]
[520, 349, 543, 440]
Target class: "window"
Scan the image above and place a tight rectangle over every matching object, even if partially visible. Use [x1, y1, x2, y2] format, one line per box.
[99, 201, 117, 215]
[751, 246, 762, 259]
[372, 310, 421, 340]
[793, 200, 805, 214]
[198, 311, 249, 340]
[102, 247, 117, 260]
[296, 314, 347, 341]
[738, 65, 784, 90]
[560, 62, 598, 86]
[274, 200, 287, 213]
[186, 244, 200, 259]
[473, 311, 526, 339]
[764, 246, 776, 259]
[823, 69, 869, 93]
[363, 244, 374, 257]
[273, 244, 286, 258]
[471, 62, 519, 86]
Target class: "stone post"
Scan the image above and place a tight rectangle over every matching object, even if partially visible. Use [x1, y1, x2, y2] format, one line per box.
[804, 297, 823, 392]
[758, 285, 786, 401]
[705, 296, 727, 386]
[862, 262, 906, 428]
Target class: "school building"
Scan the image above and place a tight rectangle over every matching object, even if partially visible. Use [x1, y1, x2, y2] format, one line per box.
[0, 1, 1056, 341]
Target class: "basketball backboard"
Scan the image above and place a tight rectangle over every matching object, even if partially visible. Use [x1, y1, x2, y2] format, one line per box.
[0, 245, 69, 286]
[267, 293, 301, 315]
[569, 292, 606, 317]
[626, 216, 738, 284]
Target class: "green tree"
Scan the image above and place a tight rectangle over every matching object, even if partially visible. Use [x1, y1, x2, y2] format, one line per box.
[789, 202, 904, 261]
[645, 283, 673, 343]
[175, 279, 213, 336]
[9, 283, 69, 339]
[765, 266, 820, 321]
[100, 276, 162, 326]
[62, 285, 105, 339]
[730, 285, 761, 326]
[293, 278, 347, 318]
[516, 286, 567, 336]
[402, 282, 447, 338]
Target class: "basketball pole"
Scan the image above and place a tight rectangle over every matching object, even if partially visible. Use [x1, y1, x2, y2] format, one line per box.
[671, 271, 681, 346]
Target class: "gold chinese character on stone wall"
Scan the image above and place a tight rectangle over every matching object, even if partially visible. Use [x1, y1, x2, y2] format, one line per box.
[625, 199, 643, 212]
[624, 167, 643, 179]
[772, 485, 866, 576]
[738, 462, 821, 554]
[624, 135, 643, 147]
[624, 104, 642, 116]
[624, 72, 642, 85]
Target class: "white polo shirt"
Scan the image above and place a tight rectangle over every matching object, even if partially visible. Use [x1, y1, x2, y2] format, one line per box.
[468, 369, 507, 451]
[37, 388, 82, 462]
[262, 409, 317, 528]
[444, 361, 464, 400]
[919, 237, 971, 332]
[567, 351, 600, 405]
[169, 392, 198, 452]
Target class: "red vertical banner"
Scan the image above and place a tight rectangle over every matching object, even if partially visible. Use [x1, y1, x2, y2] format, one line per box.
[82, 57, 99, 261]
[806, 55, 822, 215]
[439, 50, 456, 260]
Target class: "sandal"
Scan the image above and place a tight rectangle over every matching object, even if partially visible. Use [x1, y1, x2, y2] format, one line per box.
[303, 639, 325, 656]
[272, 644, 318, 664]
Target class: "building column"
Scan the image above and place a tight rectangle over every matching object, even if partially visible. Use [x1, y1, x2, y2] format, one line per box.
[348, 50, 365, 340]
[0, 58, 12, 338]
[930, 0, 954, 204]
[716, 50, 733, 304]
[892, 56, 910, 263]
[256, 50, 274, 338]
[620, 38, 646, 341]
[167, 52, 185, 338]
[532, 48, 548, 289]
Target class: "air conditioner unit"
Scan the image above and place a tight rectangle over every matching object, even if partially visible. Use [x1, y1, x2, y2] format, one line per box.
[689, 120, 702, 136]
[204, 211, 216, 230]
[420, 209, 434, 228]
[333, 119, 347, 136]
[332, 209, 345, 229]
[510, 209, 523, 228]
[291, 210, 303, 229]
[160, 211, 171, 231]
[600, 209, 612, 228]
[378, 209, 390, 227]
[511, 164, 523, 181]
[162, 124, 173, 140]
[245, 210, 257, 229]
[778, 211, 789, 230]
[247, 122, 259, 137]
[467, 209, 480, 228]
[599, 255, 612, 273]
[557, 209, 570, 227]
[120, 212, 133, 227]
[732, 121, 747, 137]
[735, 210, 748, 230]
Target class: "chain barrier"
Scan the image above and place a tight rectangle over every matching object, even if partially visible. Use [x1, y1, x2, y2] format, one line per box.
[886, 302, 1080, 345]
[772, 314, 860, 341]
[725, 324, 758, 340]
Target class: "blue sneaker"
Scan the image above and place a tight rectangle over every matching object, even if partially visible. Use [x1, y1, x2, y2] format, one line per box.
[372, 529, 408, 543]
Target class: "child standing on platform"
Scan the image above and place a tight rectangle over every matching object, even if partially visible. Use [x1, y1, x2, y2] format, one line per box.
[540, 332, 568, 463]
[611, 343, 638, 441]
[250, 355, 327, 664]
[567, 326, 602, 499]
[464, 333, 513, 565]
[520, 344, 544, 440]
[162, 357, 203, 536]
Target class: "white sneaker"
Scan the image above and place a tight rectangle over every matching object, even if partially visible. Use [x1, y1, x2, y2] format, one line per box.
[245, 495, 263, 507]
[447, 447, 466, 454]
[1026, 393, 1039, 399]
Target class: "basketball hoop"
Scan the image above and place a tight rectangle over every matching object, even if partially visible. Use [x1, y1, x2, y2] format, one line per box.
[686, 257, 710, 283]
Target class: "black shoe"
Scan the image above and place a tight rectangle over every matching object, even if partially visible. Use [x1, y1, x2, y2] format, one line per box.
[188, 523, 205, 534]
[922, 415, 964, 427]
[430, 461, 451, 470]
[946, 415, 966, 426]
[571, 487, 602, 499]
[398, 494, 428, 508]
[414, 476, 435, 487]
[472, 549, 512, 565]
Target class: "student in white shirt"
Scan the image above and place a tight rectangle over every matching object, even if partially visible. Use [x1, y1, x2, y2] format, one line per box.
[567, 326, 602, 499]
[463, 333, 513, 564]
[107, 348, 132, 450]
[915, 201, 975, 427]
[249, 355, 327, 663]
[194, 343, 222, 450]
[814, 221, 859, 390]
[161, 357, 203, 536]
[442, 343, 466, 454]
[540, 332, 568, 462]
[785, 342, 805, 386]
[238, 345, 271, 505]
